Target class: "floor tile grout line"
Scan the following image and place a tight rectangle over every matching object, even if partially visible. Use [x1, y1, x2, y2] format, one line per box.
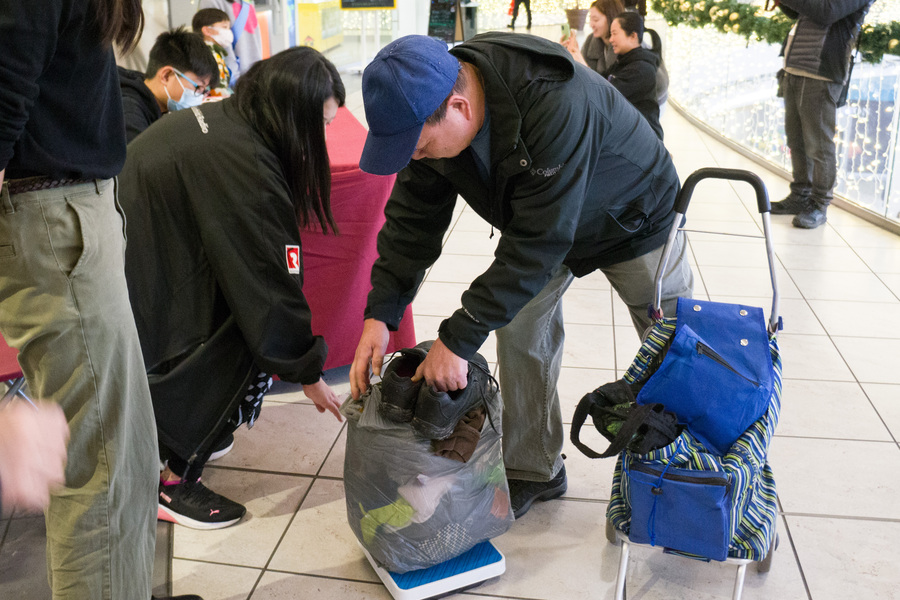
[779, 512, 900, 524]
[256, 565, 558, 600]
[0, 517, 10, 549]
[244, 472, 318, 599]
[203, 464, 321, 479]
[828, 225, 900, 304]
[243, 419, 350, 598]
[858, 384, 900, 446]
[776, 495, 814, 600]
[312, 420, 348, 479]
[772, 433, 900, 444]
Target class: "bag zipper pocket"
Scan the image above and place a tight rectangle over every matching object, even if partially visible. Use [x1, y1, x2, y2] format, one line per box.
[696, 341, 760, 387]
[629, 461, 729, 487]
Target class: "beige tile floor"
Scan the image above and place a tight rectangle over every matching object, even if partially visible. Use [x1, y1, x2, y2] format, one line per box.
[162, 77, 900, 600]
[4, 28, 900, 600]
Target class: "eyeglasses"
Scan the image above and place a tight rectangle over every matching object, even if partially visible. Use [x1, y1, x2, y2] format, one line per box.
[174, 69, 209, 96]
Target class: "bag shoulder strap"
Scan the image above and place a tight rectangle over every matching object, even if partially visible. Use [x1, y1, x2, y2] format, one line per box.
[571, 396, 660, 459]
[231, 1, 251, 45]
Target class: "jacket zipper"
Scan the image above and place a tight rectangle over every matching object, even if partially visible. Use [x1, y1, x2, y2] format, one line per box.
[629, 461, 729, 487]
[696, 341, 760, 387]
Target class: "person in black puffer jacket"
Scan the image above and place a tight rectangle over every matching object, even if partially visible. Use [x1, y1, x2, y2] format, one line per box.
[608, 11, 664, 139]
[769, 0, 874, 229]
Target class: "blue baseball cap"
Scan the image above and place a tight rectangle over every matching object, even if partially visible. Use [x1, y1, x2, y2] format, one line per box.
[360, 35, 461, 176]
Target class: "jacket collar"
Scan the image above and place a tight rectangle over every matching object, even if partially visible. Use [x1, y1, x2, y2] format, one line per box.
[450, 33, 575, 177]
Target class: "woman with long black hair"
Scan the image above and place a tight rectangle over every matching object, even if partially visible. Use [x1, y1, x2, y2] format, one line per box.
[119, 47, 346, 531]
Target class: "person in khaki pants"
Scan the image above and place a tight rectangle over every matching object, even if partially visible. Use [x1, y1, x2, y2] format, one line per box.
[0, 1, 200, 599]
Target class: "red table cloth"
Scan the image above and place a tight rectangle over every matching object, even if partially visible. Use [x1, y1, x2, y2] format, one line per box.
[300, 106, 416, 370]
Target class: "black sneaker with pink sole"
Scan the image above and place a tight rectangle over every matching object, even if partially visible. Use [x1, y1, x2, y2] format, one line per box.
[158, 480, 246, 530]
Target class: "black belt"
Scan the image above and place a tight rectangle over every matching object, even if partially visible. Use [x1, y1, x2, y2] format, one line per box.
[5, 176, 93, 195]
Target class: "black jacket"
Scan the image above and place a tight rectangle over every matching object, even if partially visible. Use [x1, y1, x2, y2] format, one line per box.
[607, 47, 663, 140]
[0, 0, 125, 178]
[118, 67, 162, 144]
[118, 100, 327, 461]
[366, 32, 679, 360]
[779, 0, 873, 84]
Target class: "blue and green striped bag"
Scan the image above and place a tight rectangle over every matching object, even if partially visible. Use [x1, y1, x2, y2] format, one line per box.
[606, 317, 781, 562]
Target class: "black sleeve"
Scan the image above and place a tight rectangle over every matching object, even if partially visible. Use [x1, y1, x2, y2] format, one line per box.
[186, 135, 328, 384]
[0, 0, 60, 170]
[778, 0, 871, 26]
[121, 93, 153, 144]
[778, 4, 799, 19]
[608, 61, 657, 107]
[365, 161, 458, 329]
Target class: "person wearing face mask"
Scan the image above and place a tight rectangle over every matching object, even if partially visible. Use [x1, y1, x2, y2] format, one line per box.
[192, 8, 237, 95]
[118, 27, 219, 143]
[199, 0, 264, 80]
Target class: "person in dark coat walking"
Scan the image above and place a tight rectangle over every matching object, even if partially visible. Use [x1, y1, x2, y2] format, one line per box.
[607, 11, 664, 139]
[119, 47, 345, 530]
[348, 33, 693, 519]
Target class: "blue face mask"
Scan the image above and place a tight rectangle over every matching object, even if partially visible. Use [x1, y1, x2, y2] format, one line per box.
[165, 69, 206, 112]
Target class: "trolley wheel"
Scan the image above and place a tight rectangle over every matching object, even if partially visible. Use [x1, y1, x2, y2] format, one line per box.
[756, 533, 778, 573]
[605, 517, 620, 546]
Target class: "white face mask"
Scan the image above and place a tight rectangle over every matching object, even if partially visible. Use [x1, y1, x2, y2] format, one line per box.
[211, 27, 234, 48]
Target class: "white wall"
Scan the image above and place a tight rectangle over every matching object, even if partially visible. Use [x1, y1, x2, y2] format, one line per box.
[395, 0, 432, 37]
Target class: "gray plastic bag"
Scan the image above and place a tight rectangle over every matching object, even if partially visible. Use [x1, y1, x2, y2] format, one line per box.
[342, 382, 512, 573]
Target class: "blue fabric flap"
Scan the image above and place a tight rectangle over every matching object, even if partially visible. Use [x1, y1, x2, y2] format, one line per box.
[675, 297, 773, 394]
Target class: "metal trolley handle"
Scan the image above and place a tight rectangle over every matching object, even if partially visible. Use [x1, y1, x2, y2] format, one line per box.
[653, 167, 780, 334]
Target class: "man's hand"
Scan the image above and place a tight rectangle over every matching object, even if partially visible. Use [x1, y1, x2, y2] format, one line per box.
[349, 318, 390, 400]
[411, 337, 468, 392]
[301, 379, 343, 421]
[0, 400, 69, 513]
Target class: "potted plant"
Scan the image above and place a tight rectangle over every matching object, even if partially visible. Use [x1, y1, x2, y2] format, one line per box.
[564, 1, 589, 32]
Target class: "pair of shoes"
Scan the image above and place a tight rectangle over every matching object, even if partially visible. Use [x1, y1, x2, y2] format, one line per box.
[769, 193, 809, 215]
[208, 432, 235, 462]
[792, 203, 827, 229]
[508, 464, 568, 519]
[151, 595, 203, 600]
[378, 340, 493, 440]
[158, 480, 246, 530]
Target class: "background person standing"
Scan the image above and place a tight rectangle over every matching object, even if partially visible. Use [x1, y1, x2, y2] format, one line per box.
[769, 0, 874, 229]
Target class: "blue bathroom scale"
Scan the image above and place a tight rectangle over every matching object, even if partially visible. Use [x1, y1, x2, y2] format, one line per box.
[359, 540, 506, 600]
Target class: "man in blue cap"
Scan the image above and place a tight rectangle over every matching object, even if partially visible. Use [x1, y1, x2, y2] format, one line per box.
[349, 33, 693, 518]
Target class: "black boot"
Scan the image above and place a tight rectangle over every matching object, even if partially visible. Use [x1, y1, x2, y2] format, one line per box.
[792, 200, 828, 229]
[770, 193, 809, 215]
